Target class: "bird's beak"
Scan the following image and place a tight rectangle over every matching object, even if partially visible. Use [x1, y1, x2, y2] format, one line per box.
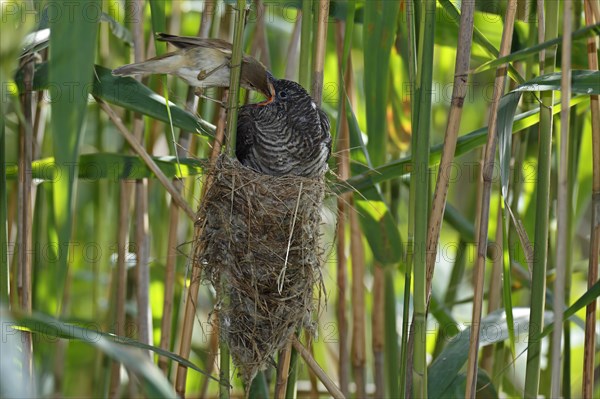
[257, 81, 275, 106]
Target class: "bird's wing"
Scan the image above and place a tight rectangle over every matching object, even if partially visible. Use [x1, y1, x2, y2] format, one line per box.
[156, 33, 233, 54]
[317, 108, 332, 156]
[317, 108, 330, 136]
[157, 34, 263, 66]
[155, 33, 270, 95]
[235, 108, 256, 164]
[112, 52, 185, 76]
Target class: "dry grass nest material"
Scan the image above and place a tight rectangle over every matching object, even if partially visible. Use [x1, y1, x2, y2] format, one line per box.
[193, 155, 327, 385]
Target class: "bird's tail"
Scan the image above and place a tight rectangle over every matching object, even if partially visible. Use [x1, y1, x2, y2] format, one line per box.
[112, 53, 180, 77]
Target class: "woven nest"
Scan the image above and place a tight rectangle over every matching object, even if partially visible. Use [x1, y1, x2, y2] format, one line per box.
[192, 155, 326, 385]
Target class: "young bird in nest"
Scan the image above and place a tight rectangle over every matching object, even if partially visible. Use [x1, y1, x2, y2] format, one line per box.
[236, 74, 331, 177]
[113, 34, 331, 178]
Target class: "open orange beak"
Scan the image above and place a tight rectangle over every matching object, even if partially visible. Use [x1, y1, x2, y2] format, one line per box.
[257, 81, 275, 106]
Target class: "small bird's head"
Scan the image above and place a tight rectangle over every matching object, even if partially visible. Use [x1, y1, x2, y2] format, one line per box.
[254, 72, 276, 105]
[241, 57, 272, 99]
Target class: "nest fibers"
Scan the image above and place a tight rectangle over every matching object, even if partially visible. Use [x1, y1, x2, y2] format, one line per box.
[192, 155, 327, 385]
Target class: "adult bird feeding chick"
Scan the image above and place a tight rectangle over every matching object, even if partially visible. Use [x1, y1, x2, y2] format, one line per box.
[113, 33, 331, 178]
[112, 33, 272, 97]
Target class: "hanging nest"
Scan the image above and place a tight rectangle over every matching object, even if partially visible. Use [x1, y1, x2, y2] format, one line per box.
[192, 155, 326, 385]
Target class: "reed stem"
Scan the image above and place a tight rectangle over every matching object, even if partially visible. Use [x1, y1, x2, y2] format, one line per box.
[466, 1, 517, 396]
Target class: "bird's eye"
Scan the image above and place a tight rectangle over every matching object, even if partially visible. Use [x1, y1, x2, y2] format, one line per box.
[279, 90, 288, 99]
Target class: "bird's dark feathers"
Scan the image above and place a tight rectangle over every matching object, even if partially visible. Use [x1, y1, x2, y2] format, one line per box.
[236, 78, 331, 177]
[235, 111, 256, 165]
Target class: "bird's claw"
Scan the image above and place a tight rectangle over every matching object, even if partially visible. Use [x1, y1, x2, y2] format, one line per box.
[195, 91, 226, 108]
[197, 70, 208, 81]
[196, 62, 228, 82]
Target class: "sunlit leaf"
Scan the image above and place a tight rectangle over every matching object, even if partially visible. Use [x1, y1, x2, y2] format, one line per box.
[14, 63, 215, 136]
[337, 95, 589, 195]
[437, 0, 525, 84]
[512, 70, 600, 94]
[428, 308, 552, 398]
[472, 23, 600, 74]
[345, 95, 403, 265]
[4, 153, 205, 180]
[19, 28, 51, 58]
[498, 91, 521, 199]
[541, 278, 600, 338]
[48, 0, 100, 314]
[363, 0, 399, 167]
[8, 311, 217, 397]
[10, 311, 220, 381]
[497, 70, 600, 198]
[95, 64, 216, 136]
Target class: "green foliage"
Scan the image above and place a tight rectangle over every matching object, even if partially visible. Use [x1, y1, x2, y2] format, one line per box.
[0, 123, 7, 305]
[363, 0, 399, 167]
[498, 70, 600, 198]
[473, 23, 600, 74]
[10, 311, 208, 397]
[15, 63, 214, 136]
[428, 308, 549, 398]
[47, 0, 100, 315]
[4, 153, 204, 180]
[345, 95, 403, 265]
